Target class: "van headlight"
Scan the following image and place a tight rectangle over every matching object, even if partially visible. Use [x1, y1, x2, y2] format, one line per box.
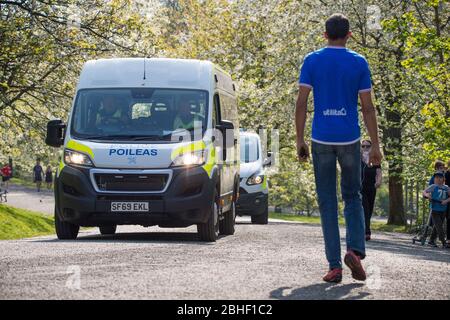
[171, 150, 206, 167]
[247, 174, 264, 185]
[64, 149, 93, 167]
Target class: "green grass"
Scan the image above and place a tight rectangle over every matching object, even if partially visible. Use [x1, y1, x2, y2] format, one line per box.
[10, 177, 37, 189]
[269, 212, 409, 233]
[0, 204, 55, 240]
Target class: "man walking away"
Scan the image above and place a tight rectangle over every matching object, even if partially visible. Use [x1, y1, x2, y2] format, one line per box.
[295, 13, 383, 283]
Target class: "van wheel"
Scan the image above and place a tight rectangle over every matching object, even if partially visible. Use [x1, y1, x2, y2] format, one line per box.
[251, 207, 269, 225]
[55, 207, 79, 240]
[99, 225, 117, 235]
[220, 201, 235, 235]
[197, 190, 219, 242]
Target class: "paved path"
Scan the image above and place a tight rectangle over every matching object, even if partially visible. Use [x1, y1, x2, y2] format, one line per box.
[1, 183, 448, 300]
[3, 184, 54, 215]
[1, 222, 449, 300]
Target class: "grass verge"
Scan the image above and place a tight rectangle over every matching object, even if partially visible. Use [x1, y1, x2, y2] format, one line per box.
[0, 204, 55, 240]
[9, 177, 38, 189]
[269, 212, 409, 233]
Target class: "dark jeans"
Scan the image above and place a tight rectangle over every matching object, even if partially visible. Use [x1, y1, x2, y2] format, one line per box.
[312, 141, 366, 270]
[362, 188, 376, 236]
[430, 207, 449, 242]
[429, 211, 446, 244]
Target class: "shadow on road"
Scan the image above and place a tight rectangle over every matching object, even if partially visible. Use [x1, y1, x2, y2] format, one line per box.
[31, 231, 219, 245]
[366, 239, 450, 264]
[270, 283, 370, 300]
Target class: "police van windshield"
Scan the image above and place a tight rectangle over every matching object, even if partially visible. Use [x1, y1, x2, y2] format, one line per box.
[71, 88, 208, 141]
[240, 136, 260, 163]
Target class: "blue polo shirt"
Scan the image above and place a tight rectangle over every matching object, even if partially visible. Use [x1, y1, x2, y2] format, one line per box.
[299, 47, 372, 144]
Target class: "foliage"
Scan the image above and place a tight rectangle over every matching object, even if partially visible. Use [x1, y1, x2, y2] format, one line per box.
[1, 0, 448, 224]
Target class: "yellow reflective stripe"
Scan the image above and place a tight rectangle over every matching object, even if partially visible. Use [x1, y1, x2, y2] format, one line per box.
[201, 144, 216, 177]
[170, 140, 206, 160]
[58, 160, 65, 174]
[66, 140, 94, 159]
[262, 175, 267, 189]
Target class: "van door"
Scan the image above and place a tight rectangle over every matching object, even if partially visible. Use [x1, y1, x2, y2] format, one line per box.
[216, 92, 237, 211]
[214, 93, 232, 206]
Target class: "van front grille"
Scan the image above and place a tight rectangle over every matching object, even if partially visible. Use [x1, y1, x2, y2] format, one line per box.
[94, 173, 168, 192]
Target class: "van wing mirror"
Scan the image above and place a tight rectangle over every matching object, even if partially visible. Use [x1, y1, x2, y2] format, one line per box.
[45, 119, 66, 147]
[217, 120, 234, 132]
[263, 151, 272, 167]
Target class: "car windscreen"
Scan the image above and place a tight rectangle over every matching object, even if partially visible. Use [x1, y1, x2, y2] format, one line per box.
[240, 135, 259, 163]
[70, 88, 208, 141]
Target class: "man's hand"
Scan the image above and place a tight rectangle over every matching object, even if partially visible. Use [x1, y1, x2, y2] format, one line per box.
[369, 145, 382, 166]
[297, 139, 309, 162]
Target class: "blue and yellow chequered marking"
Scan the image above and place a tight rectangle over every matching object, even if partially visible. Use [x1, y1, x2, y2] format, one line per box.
[66, 140, 95, 159]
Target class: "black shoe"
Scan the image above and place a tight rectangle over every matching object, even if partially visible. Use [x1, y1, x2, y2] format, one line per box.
[428, 242, 438, 247]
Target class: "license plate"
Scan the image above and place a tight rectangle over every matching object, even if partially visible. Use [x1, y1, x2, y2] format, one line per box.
[111, 202, 149, 212]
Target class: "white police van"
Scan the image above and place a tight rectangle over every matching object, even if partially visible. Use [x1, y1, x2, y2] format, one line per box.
[46, 58, 240, 242]
[236, 131, 270, 224]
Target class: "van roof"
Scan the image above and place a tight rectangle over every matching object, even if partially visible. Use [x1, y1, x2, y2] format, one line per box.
[77, 58, 234, 94]
[240, 131, 261, 139]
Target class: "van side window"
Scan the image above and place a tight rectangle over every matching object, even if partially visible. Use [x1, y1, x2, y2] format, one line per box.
[213, 94, 222, 126]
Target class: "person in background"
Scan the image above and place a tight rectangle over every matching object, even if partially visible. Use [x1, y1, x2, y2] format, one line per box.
[423, 171, 450, 248]
[427, 160, 446, 246]
[360, 139, 382, 241]
[45, 165, 53, 190]
[446, 160, 450, 246]
[1, 163, 12, 191]
[428, 160, 445, 185]
[33, 159, 44, 192]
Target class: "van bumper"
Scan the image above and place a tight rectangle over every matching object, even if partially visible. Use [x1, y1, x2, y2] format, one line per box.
[55, 165, 216, 227]
[236, 192, 268, 216]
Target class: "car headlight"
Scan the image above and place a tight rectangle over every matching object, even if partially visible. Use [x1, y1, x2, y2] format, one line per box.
[171, 150, 206, 167]
[247, 174, 264, 185]
[64, 149, 93, 167]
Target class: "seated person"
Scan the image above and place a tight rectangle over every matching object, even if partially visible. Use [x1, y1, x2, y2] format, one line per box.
[96, 96, 129, 128]
[173, 101, 198, 130]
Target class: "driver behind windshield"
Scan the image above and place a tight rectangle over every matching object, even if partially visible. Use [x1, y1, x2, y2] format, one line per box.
[173, 100, 198, 130]
[96, 96, 129, 127]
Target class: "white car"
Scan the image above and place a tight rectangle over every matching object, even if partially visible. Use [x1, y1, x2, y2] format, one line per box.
[236, 131, 270, 224]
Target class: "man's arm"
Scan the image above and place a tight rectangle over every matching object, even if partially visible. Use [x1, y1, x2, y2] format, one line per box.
[360, 91, 382, 166]
[295, 86, 311, 161]
[375, 168, 382, 188]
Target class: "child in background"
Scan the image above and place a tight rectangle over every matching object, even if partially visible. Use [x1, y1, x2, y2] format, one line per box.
[45, 165, 53, 190]
[428, 160, 445, 185]
[423, 171, 450, 248]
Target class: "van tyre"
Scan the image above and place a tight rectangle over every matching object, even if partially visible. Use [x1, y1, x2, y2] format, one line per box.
[55, 207, 79, 240]
[197, 190, 219, 242]
[99, 225, 117, 235]
[251, 207, 269, 225]
[220, 201, 235, 235]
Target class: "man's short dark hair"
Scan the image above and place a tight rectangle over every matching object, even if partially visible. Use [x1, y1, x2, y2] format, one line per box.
[326, 13, 350, 40]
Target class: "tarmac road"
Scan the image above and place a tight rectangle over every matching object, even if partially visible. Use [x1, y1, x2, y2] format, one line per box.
[1, 220, 449, 300]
